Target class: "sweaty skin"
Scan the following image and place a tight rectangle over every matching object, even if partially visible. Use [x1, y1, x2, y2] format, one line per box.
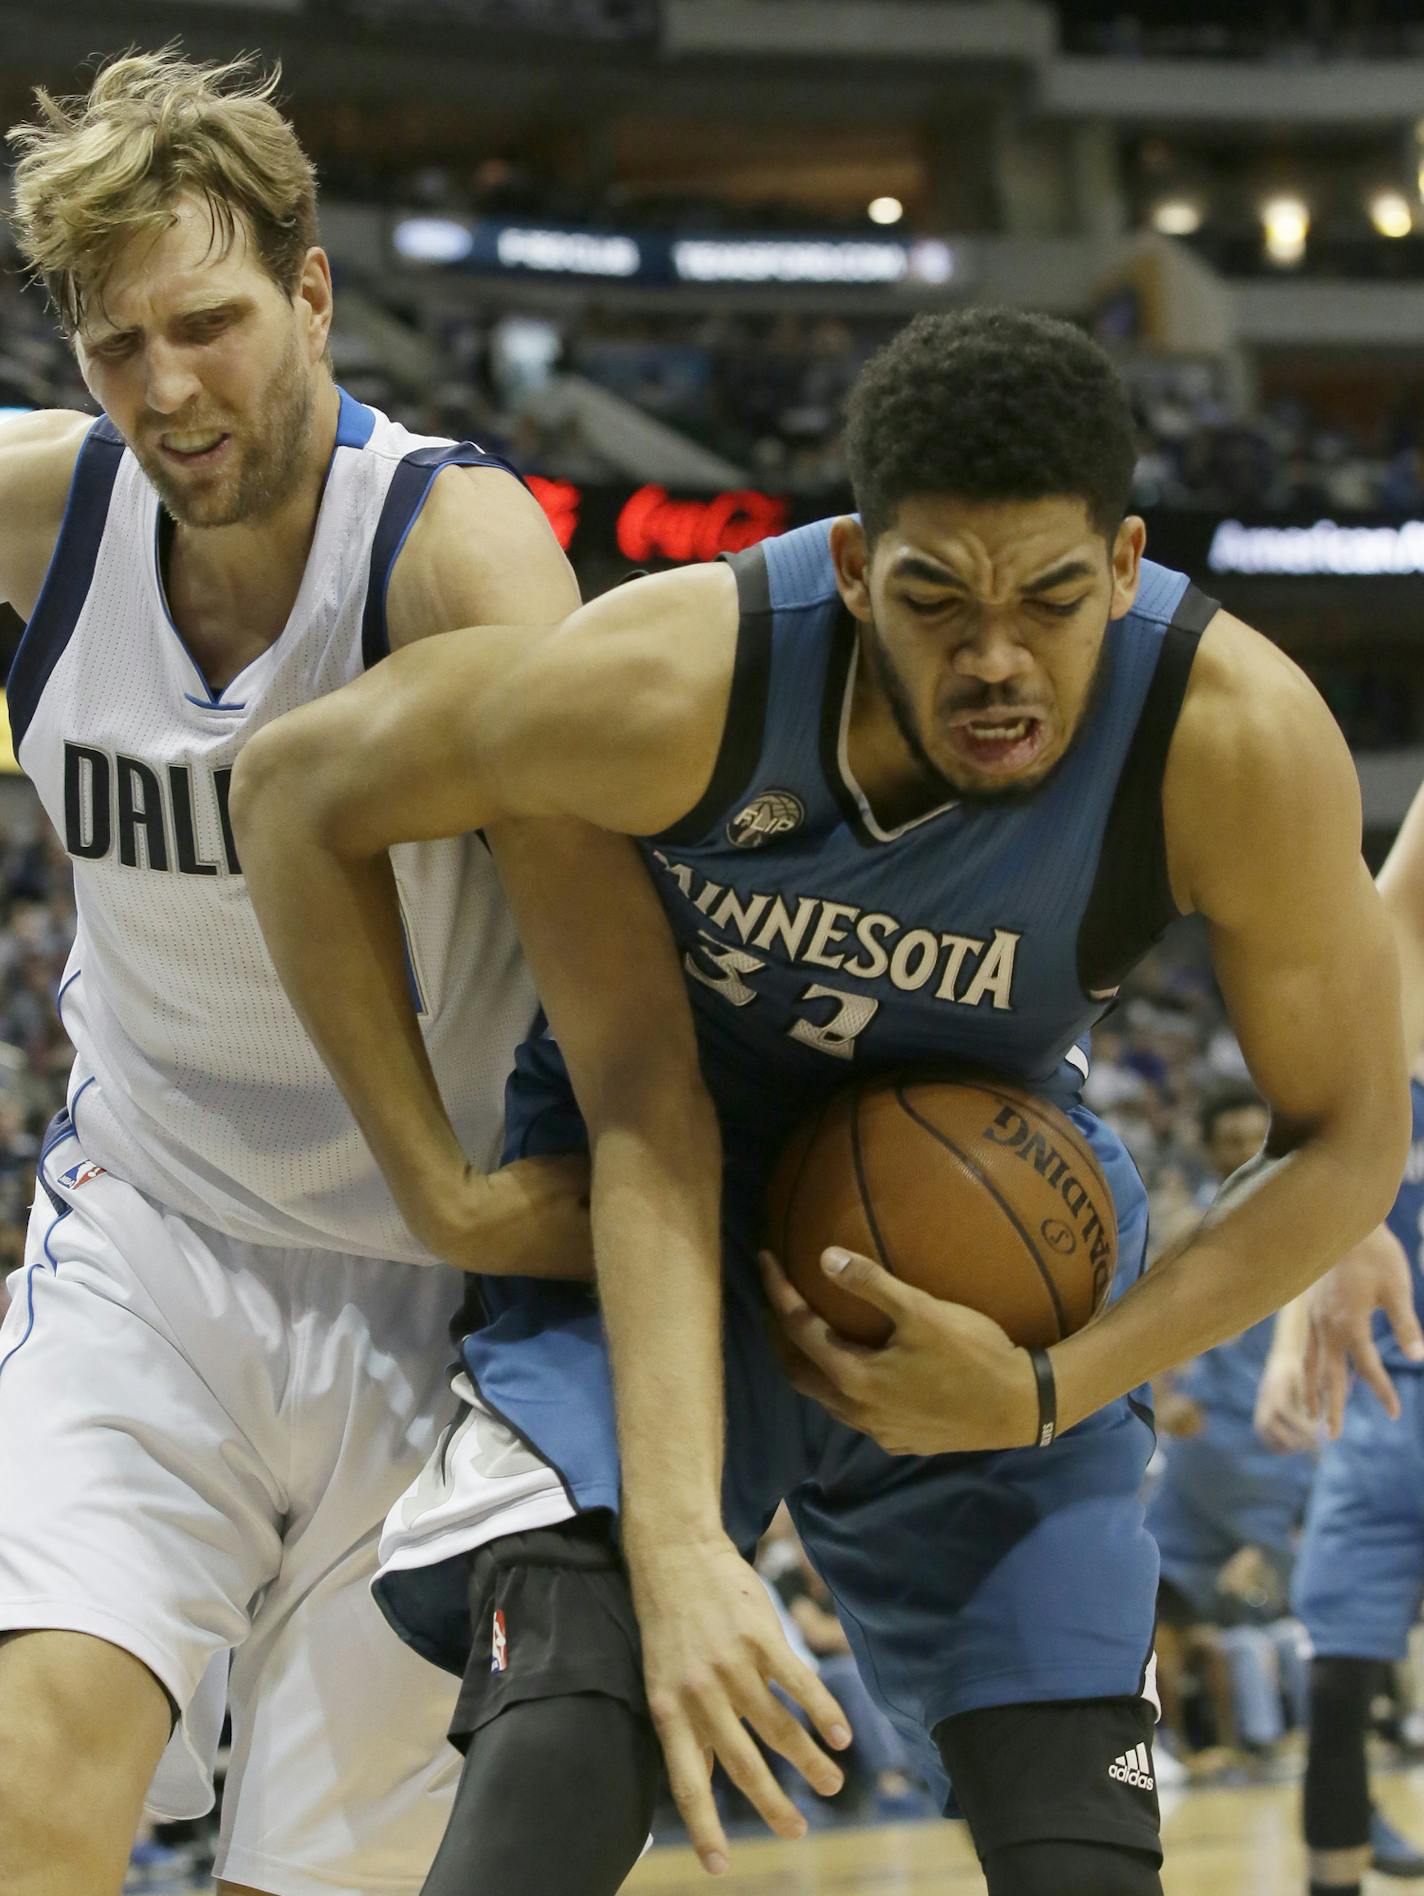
[233, 496, 1409, 1871]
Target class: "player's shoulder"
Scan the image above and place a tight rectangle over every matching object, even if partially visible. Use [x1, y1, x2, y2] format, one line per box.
[0, 407, 93, 505]
[1166, 606, 1358, 916]
[538, 560, 740, 731]
[386, 458, 578, 643]
[0, 408, 96, 614]
[1178, 606, 1339, 771]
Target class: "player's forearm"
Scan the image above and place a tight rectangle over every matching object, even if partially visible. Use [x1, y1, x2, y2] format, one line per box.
[1049, 1108, 1409, 1431]
[590, 1079, 728, 1550]
[232, 814, 470, 1230]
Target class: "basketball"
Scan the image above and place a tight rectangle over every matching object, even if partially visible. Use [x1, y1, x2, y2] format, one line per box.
[765, 1073, 1117, 1347]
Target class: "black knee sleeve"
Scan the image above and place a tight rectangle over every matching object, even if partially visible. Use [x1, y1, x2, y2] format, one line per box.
[983, 1838, 1162, 1895]
[1304, 1656, 1378, 1852]
[936, 1697, 1161, 1866]
[449, 1512, 646, 1748]
[421, 1691, 660, 1896]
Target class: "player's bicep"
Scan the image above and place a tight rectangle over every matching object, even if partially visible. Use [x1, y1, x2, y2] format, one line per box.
[1196, 694, 1400, 1142]
[1208, 854, 1397, 1142]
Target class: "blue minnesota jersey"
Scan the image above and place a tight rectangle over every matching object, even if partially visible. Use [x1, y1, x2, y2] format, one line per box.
[635, 519, 1217, 1157]
[1378, 1077, 1424, 1374]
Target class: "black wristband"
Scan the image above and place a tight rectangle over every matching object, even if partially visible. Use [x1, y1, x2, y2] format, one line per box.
[1029, 1347, 1057, 1448]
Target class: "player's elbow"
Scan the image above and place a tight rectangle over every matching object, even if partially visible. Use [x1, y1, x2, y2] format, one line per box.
[231, 705, 354, 862]
[1360, 1077, 1415, 1228]
[1308, 1065, 1415, 1238]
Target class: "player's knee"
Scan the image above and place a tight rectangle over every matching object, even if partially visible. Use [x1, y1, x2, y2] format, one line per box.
[0, 1630, 170, 1818]
[982, 1838, 1162, 1895]
[1309, 1653, 1377, 1722]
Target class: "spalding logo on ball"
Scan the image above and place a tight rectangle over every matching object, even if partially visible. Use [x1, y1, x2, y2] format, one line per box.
[765, 1072, 1117, 1349]
[727, 788, 805, 849]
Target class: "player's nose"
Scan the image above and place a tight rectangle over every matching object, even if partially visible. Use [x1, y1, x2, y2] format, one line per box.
[142, 341, 204, 416]
[950, 617, 1033, 684]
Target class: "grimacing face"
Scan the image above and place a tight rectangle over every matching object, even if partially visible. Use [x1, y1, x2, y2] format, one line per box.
[832, 495, 1147, 799]
[74, 194, 330, 529]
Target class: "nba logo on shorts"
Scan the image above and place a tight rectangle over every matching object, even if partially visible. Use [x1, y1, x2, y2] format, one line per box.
[59, 1161, 106, 1190]
[491, 1608, 509, 1674]
[726, 788, 805, 849]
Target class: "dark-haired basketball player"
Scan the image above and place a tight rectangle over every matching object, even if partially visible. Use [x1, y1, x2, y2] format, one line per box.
[234, 309, 1409, 1896]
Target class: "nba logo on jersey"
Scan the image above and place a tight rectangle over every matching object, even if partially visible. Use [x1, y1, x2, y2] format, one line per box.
[491, 1608, 509, 1674]
[726, 788, 804, 849]
[58, 1160, 106, 1190]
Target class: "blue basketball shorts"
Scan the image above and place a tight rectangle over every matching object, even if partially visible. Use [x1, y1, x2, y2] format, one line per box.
[448, 1058, 1162, 1803]
[1293, 1372, 1424, 1663]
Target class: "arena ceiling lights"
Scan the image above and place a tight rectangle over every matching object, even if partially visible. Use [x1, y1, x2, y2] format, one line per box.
[391, 215, 960, 288]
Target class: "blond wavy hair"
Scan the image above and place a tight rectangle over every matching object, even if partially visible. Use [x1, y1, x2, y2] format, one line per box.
[7, 47, 320, 335]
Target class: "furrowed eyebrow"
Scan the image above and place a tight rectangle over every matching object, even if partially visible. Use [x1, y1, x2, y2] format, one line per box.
[1020, 559, 1097, 594]
[84, 299, 248, 348]
[890, 555, 968, 590]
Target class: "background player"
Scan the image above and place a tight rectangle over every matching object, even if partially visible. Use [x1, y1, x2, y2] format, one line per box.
[1254, 782, 1424, 1896]
[235, 308, 1408, 1895]
[1146, 1086, 1315, 1765]
[0, 49, 818, 1896]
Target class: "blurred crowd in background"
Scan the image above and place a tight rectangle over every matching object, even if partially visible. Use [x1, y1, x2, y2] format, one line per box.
[5, 262, 1424, 518]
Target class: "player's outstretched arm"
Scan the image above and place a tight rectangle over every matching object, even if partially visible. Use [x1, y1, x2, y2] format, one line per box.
[1049, 612, 1411, 1435]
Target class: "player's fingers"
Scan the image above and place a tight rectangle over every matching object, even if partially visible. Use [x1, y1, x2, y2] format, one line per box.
[820, 1247, 924, 1322]
[1381, 1274, 1424, 1366]
[1320, 1338, 1351, 1439]
[758, 1249, 807, 1317]
[1352, 1333, 1403, 1422]
[1302, 1324, 1322, 1421]
[652, 1713, 728, 1875]
[701, 1704, 808, 1843]
[737, 1676, 844, 1798]
[765, 1650, 853, 1756]
[783, 1354, 859, 1422]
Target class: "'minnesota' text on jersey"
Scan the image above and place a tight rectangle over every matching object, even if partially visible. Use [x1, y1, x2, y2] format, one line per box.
[635, 518, 1216, 1150]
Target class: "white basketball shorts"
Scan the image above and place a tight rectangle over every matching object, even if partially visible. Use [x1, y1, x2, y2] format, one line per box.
[0, 1117, 463, 1896]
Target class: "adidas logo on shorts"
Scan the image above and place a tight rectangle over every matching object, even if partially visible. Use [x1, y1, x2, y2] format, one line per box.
[1108, 1743, 1154, 1790]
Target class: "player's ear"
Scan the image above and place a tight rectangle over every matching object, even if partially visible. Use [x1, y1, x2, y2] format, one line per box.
[1108, 516, 1146, 622]
[297, 247, 334, 363]
[829, 515, 874, 624]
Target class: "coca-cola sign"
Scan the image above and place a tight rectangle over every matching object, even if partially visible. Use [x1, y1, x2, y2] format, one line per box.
[523, 475, 794, 566]
[616, 484, 789, 564]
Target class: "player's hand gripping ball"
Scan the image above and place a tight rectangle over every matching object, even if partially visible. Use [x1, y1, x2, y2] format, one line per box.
[764, 1072, 1116, 1348]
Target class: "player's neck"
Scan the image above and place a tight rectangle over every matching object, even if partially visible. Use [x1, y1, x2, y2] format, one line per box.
[163, 379, 340, 692]
[845, 640, 953, 831]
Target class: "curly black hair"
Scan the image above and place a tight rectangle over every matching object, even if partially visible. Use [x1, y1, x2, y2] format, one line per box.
[844, 308, 1139, 542]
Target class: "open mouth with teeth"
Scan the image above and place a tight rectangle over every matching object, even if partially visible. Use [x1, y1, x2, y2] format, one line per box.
[945, 711, 1050, 776]
[160, 430, 231, 466]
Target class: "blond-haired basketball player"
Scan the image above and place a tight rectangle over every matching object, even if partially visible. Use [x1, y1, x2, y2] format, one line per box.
[0, 49, 826, 1896]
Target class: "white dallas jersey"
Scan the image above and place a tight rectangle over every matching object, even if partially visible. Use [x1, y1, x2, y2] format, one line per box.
[8, 391, 539, 1259]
